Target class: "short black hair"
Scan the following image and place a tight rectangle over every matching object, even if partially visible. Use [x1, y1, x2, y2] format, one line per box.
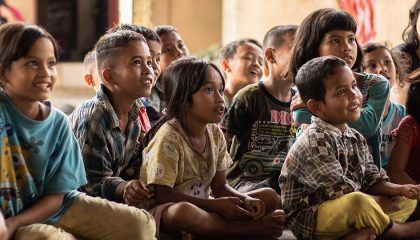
[153, 25, 178, 38]
[220, 38, 262, 60]
[295, 56, 347, 104]
[83, 50, 96, 72]
[262, 25, 298, 68]
[95, 30, 146, 75]
[108, 23, 161, 43]
[262, 25, 298, 50]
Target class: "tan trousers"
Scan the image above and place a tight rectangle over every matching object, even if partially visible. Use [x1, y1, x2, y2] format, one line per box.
[14, 194, 156, 240]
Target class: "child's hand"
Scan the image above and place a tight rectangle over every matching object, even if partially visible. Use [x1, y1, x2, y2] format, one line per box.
[242, 197, 266, 220]
[123, 180, 154, 206]
[5, 217, 17, 239]
[212, 197, 253, 220]
[290, 95, 305, 111]
[398, 184, 420, 199]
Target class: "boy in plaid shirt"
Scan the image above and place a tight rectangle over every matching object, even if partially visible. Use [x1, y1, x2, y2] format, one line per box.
[279, 56, 420, 239]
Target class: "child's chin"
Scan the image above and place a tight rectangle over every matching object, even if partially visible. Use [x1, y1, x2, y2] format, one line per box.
[349, 114, 361, 122]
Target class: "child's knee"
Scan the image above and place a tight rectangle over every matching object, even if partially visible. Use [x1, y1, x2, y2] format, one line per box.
[163, 202, 201, 228]
[247, 187, 281, 211]
[345, 192, 376, 212]
[123, 208, 156, 239]
[14, 224, 75, 240]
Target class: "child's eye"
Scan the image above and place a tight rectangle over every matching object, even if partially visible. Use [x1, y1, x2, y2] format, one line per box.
[348, 37, 356, 43]
[206, 87, 215, 93]
[242, 55, 253, 61]
[338, 89, 346, 95]
[49, 61, 56, 67]
[156, 57, 161, 65]
[331, 39, 340, 44]
[147, 60, 152, 66]
[384, 60, 392, 65]
[368, 64, 377, 69]
[134, 60, 141, 65]
[27, 61, 38, 67]
[219, 89, 224, 95]
[178, 43, 185, 49]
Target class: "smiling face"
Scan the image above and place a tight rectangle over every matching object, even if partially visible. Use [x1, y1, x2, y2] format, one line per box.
[225, 42, 264, 86]
[3, 37, 57, 104]
[189, 66, 225, 125]
[147, 39, 162, 83]
[315, 66, 362, 131]
[319, 30, 358, 68]
[109, 40, 154, 99]
[364, 48, 397, 87]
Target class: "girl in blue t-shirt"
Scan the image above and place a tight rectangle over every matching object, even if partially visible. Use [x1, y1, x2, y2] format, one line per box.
[0, 23, 155, 239]
[362, 42, 407, 168]
[289, 8, 389, 168]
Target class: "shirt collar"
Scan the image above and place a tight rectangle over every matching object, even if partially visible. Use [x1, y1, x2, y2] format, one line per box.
[311, 116, 357, 140]
[96, 84, 141, 130]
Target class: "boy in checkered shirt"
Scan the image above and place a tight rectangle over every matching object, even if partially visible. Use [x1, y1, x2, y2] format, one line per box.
[279, 56, 420, 239]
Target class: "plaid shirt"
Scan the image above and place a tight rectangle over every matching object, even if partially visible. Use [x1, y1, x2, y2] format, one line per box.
[279, 117, 388, 239]
[70, 85, 144, 201]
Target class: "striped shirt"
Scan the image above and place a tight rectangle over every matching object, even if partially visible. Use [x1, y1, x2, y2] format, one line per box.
[279, 117, 388, 239]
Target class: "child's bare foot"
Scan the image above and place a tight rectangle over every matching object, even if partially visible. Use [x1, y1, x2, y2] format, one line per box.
[181, 230, 193, 240]
[344, 227, 376, 240]
[252, 210, 285, 239]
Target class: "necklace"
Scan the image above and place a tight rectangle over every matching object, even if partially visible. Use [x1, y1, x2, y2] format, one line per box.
[188, 129, 208, 154]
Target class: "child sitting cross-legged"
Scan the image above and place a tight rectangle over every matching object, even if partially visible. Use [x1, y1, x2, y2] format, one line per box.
[279, 56, 420, 240]
[141, 57, 285, 239]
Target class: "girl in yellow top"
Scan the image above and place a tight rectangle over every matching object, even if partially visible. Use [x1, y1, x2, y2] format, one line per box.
[142, 58, 285, 239]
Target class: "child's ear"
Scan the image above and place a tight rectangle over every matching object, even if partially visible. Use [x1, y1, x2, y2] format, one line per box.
[264, 48, 276, 64]
[102, 69, 114, 87]
[84, 74, 94, 87]
[221, 59, 231, 72]
[307, 99, 322, 117]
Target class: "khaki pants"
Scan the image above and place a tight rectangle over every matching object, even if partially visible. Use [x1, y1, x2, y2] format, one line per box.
[14, 194, 156, 240]
[314, 192, 417, 240]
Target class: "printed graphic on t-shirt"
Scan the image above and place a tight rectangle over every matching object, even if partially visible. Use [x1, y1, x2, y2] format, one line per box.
[0, 124, 35, 217]
[239, 110, 294, 177]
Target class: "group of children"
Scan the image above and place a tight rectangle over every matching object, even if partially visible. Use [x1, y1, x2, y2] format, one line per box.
[0, 2, 420, 240]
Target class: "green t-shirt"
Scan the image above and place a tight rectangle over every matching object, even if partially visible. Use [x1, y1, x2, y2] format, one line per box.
[221, 81, 296, 192]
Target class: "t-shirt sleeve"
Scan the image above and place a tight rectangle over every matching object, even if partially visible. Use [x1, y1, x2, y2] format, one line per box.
[349, 74, 389, 138]
[44, 115, 87, 195]
[392, 116, 416, 146]
[220, 97, 249, 136]
[215, 126, 233, 171]
[143, 126, 180, 188]
[292, 108, 312, 124]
